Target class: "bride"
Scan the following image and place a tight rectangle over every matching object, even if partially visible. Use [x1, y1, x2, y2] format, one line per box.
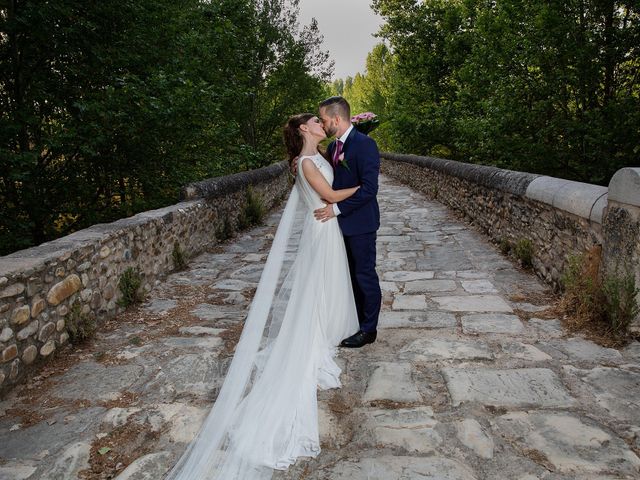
[165, 113, 361, 479]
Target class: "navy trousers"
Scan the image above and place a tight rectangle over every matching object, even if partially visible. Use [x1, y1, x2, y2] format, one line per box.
[344, 232, 381, 333]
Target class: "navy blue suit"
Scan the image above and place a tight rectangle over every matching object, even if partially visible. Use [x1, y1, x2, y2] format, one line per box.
[329, 128, 382, 333]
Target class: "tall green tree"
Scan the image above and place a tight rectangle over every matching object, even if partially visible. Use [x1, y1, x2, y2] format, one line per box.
[0, 0, 331, 255]
[372, 0, 640, 183]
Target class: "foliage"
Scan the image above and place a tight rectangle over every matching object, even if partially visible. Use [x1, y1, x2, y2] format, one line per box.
[499, 238, 512, 255]
[514, 238, 533, 268]
[66, 301, 96, 344]
[363, 0, 640, 183]
[118, 267, 142, 307]
[0, 0, 332, 255]
[561, 252, 603, 323]
[561, 249, 638, 336]
[216, 217, 234, 242]
[602, 273, 640, 333]
[237, 187, 265, 229]
[172, 241, 187, 271]
[329, 43, 397, 151]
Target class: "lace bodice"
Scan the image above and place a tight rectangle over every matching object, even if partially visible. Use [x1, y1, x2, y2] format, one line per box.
[296, 153, 334, 210]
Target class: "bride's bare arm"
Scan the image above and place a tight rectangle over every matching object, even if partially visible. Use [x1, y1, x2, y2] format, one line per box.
[301, 158, 359, 203]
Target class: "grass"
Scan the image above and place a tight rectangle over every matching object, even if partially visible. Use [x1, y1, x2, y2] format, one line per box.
[66, 301, 96, 344]
[237, 186, 264, 230]
[117, 267, 142, 307]
[560, 246, 639, 343]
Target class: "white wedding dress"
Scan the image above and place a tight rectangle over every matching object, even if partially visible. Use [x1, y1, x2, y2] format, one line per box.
[165, 153, 359, 479]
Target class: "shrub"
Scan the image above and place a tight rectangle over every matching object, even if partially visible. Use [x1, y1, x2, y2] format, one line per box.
[561, 252, 603, 324]
[66, 302, 96, 344]
[216, 217, 233, 242]
[237, 187, 264, 229]
[602, 273, 640, 334]
[514, 238, 533, 268]
[118, 267, 142, 307]
[499, 237, 512, 254]
[172, 241, 187, 270]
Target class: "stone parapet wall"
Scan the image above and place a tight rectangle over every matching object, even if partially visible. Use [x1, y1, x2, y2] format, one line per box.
[602, 168, 640, 326]
[0, 161, 290, 395]
[380, 153, 612, 289]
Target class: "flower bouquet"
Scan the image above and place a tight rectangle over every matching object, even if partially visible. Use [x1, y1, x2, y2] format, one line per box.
[351, 112, 379, 135]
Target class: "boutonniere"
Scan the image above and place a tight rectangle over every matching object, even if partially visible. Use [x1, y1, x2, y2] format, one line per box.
[338, 153, 350, 172]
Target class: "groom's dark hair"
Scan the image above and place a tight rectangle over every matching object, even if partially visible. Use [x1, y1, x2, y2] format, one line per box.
[319, 96, 351, 121]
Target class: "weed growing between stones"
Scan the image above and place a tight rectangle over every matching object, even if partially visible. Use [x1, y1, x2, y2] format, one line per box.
[67, 301, 96, 344]
[172, 241, 187, 270]
[561, 251, 601, 325]
[216, 217, 233, 242]
[602, 273, 640, 334]
[514, 238, 533, 268]
[237, 187, 264, 229]
[499, 237, 512, 254]
[117, 267, 142, 307]
[560, 247, 638, 342]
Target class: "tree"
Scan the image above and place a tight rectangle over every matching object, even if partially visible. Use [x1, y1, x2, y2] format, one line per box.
[0, 0, 332, 254]
[371, 0, 640, 183]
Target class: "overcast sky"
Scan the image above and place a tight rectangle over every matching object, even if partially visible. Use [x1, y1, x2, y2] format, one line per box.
[297, 0, 384, 80]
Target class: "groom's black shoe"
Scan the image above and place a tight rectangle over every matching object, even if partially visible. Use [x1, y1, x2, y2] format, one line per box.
[340, 330, 377, 348]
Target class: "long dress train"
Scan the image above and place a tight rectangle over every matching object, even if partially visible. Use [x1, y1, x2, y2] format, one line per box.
[165, 153, 359, 479]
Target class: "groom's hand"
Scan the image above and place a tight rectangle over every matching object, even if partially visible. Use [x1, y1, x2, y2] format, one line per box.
[314, 203, 335, 223]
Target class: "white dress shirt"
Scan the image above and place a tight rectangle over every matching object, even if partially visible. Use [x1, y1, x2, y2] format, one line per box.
[332, 125, 354, 216]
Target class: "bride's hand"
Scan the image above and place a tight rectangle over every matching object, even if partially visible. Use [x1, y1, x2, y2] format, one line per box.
[289, 156, 299, 176]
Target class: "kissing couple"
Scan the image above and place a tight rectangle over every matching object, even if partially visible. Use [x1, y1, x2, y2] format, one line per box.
[166, 96, 382, 479]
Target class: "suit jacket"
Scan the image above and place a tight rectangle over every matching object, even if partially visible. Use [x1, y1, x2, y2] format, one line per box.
[328, 128, 380, 237]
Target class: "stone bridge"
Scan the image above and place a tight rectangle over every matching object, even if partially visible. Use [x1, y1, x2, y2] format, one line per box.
[0, 156, 639, 479]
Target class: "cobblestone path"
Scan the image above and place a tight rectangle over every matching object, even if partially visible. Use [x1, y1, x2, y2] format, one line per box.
[1, 176, 639, 480]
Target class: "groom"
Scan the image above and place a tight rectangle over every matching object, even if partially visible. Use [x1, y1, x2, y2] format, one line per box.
[315, 96, 382, 348]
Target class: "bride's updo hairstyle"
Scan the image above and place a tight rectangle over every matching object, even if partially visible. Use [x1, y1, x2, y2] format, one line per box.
[284, 113, 315, 162]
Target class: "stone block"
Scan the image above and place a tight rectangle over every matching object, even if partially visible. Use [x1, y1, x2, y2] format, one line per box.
[47, 274, 82, 305]
[400, 337, 494, 362]
[114, 451, 172, 480]
[579, 367, 640, 422]
[442, 367, 575, 408]
[40, 339, 56, 356]
[434, 295, 513, 312]
[363, 362, 421, 404]
[496, 412, 640, 475]
[38, 322, 56, 342]
[22, 345, 37, 365]
[325, 456, 478, 480]
[0, 327, 13, 342]
[0, 283, 25, 299]
[2, 344, 18, 363]
[40, 441, 90, 480]
[456, 418, 494, 459]
[11, 305, 30, 326]
[382, 270, 435, 281]
[16, 321, 38, 341]
[9, 358, 20, 379]
[462, 313, 524, 334]
[378, 310, 456, 329]
[461, 279, 498, 294]
[31, 297, 45, 318]
[404, 279, 457, 293]
[608, 167, 640, 206]
[361, 406, 442, 453]
[392, 294, 427, 310]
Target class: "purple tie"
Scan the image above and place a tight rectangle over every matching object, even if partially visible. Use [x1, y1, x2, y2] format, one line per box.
[332, 140, 343, 167]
